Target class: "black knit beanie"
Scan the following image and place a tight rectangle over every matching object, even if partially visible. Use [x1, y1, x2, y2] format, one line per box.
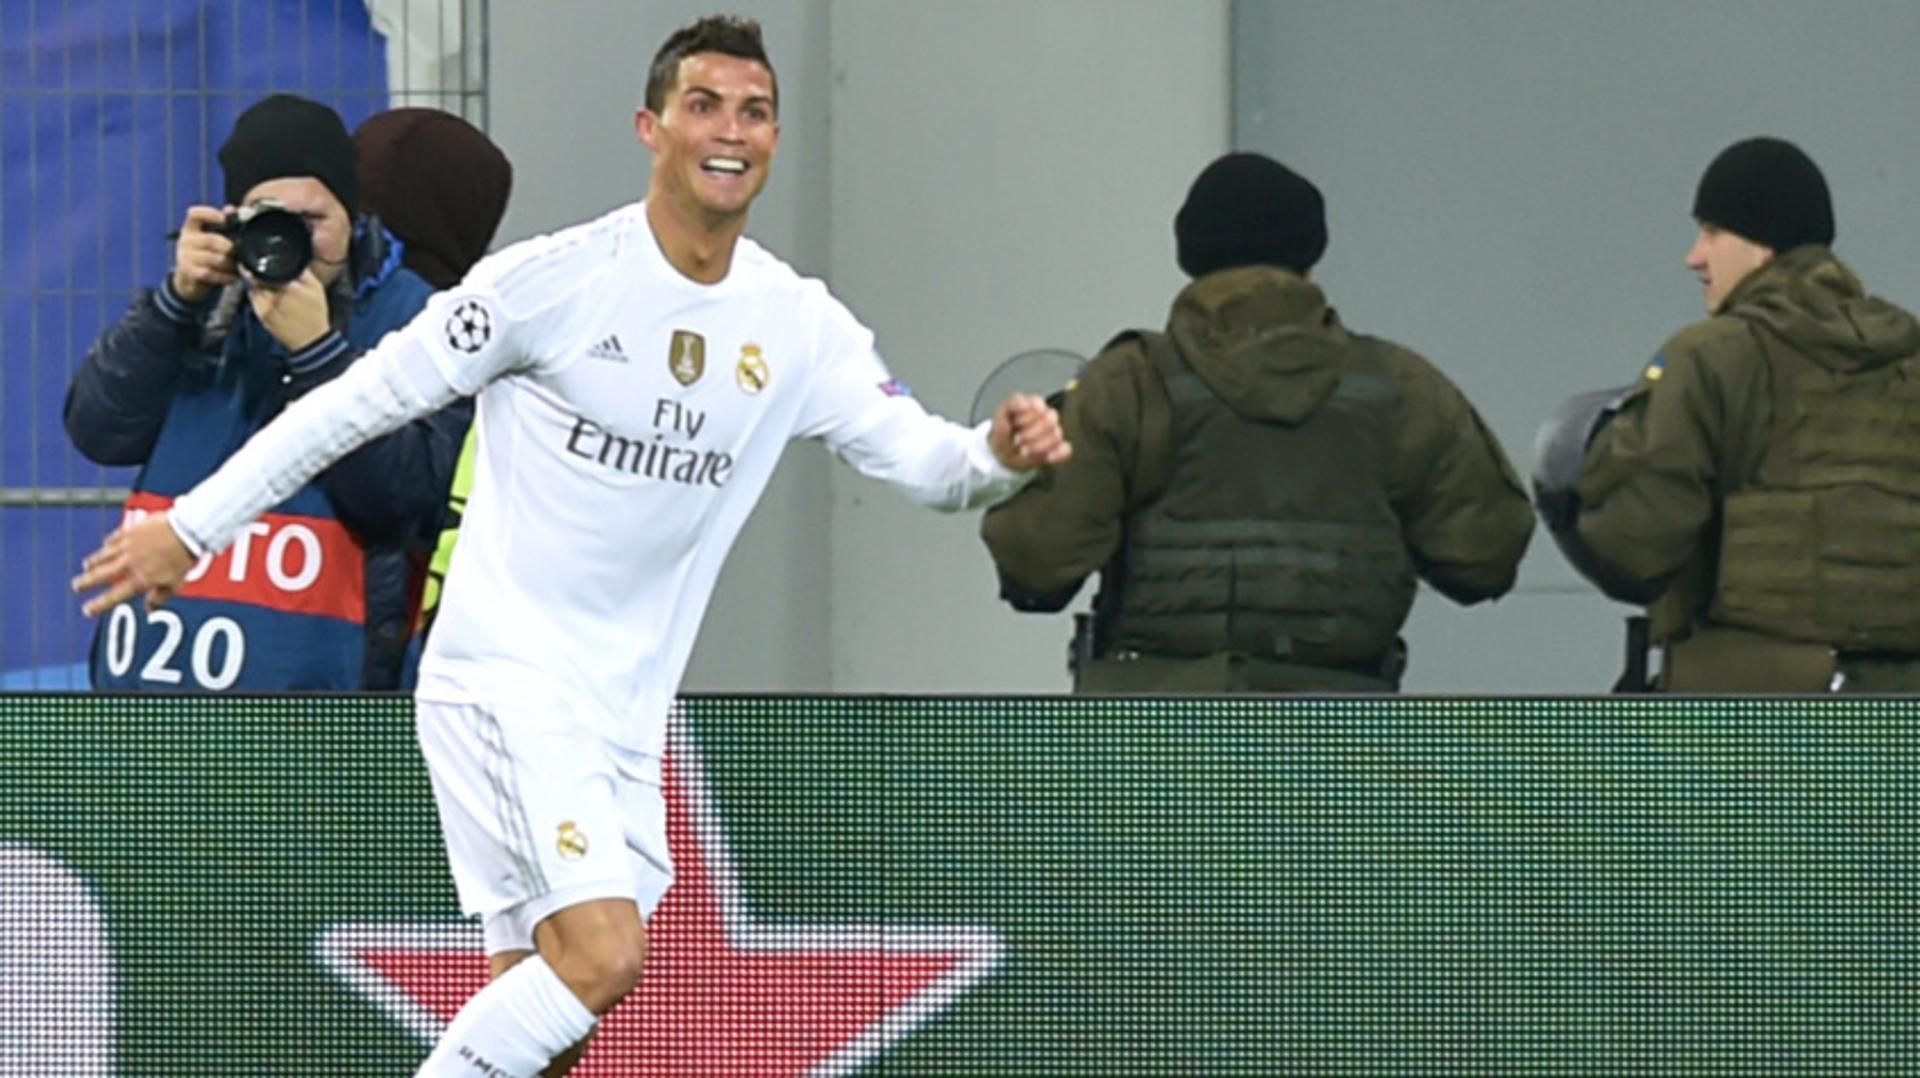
[1175, 153, 1328, 278]
[1692, 137, 1833, 253]
[219, 93, 358, 212]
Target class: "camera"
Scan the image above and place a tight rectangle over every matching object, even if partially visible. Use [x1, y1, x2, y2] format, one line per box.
[216, 198, 313, 286]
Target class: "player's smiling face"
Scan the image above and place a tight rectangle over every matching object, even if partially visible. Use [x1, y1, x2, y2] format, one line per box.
[639, 52, 780, 226]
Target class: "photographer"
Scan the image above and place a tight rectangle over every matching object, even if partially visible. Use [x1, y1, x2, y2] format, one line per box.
[64, 93, 469, 691]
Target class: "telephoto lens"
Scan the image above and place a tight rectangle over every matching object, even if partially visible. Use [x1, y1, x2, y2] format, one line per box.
[221, 199, 313, 286]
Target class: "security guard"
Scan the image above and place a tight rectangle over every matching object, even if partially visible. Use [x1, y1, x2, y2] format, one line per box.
[1539, 137, 1920, 691]
[982, 153, 1535, 692]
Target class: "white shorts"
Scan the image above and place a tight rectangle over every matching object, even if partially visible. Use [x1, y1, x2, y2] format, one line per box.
[415, 697, 672, 955]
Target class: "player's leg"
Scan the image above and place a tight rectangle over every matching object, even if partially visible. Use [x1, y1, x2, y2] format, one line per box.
[528, 733, 672, 1074]
[542, 1035, 592, 1078]
[411, 699, 642, 1077]
[532, 896, 648, 1012]
[478, 897, 648, 1076]
[485, 947, 595, 1078]
[481, 896, 649, 1075]
[417, 944, 596, 1077]
[520, 734, 672, 1074]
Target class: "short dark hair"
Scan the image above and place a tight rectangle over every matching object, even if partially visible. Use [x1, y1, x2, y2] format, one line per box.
[644, 15, 778, 114]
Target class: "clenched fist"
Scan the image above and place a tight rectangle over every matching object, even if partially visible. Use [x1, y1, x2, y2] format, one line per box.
[989, 393, 1072, 471]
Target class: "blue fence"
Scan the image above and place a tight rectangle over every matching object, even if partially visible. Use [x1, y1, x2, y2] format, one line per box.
[1, 1, 393, 685]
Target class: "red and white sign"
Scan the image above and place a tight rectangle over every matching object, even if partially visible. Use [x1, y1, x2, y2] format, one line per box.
[124, 492, 366, 622]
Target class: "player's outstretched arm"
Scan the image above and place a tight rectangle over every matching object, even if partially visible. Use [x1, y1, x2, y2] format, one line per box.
[72, 514, 195, 616]
[799, 334, 1072, 510]
[988, 392, 1072, 471]
[68, 284, 510, 624]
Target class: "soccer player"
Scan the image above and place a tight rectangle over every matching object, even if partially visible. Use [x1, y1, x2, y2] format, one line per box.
[72, 15, 1069, 1076]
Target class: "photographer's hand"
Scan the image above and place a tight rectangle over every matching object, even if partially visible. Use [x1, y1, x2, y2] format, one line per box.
[247, 266, 331, 354]
[170, 204, 239, 302]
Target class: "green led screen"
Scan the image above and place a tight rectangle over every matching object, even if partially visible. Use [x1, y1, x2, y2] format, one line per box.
[0, 695, 1914, 1075]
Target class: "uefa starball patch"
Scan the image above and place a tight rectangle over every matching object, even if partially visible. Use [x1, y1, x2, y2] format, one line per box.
[443, 297, 495, 356]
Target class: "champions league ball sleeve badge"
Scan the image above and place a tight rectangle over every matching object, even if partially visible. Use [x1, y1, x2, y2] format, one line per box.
[444, 298, 494, 356]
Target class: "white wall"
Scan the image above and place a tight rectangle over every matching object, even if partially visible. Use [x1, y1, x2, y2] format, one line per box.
[824, 0, 1231, 691]
[1238, 0, 1920, 691]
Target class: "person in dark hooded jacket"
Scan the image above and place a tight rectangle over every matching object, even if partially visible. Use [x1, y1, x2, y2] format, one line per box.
[1555, 137, 1920, 692]
[352, 107, 513, 682]
[355, 107, 513, 291]
[982, 152, 1534, 692]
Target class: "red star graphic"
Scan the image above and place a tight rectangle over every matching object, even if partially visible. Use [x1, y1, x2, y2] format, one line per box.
[316, 724, 1002, 1076]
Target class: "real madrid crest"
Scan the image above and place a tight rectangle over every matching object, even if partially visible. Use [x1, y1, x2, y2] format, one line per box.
[556, 820, 589, 860]
[668, 330, 706, 386]
[736, 343, 770, 395]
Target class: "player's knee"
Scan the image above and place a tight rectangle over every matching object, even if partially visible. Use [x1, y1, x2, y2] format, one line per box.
[548, 925, 646, 1013]
[569, 943, 646, 1013]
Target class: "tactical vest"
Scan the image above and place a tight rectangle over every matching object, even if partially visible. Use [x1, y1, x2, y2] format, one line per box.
[1103, 332, 1415, 668]
[1710, 325, 1920, 652]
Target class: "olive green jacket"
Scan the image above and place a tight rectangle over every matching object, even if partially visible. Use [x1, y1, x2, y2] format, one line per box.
[981, 265, 1534, 622]
[1576, 246, 1920, 647]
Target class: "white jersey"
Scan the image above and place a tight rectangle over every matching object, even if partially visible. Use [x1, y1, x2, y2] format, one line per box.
[169, 202, 1029, 762]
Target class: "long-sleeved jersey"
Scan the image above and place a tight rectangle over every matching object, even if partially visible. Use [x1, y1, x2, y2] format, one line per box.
[169, 202, 1027, 761]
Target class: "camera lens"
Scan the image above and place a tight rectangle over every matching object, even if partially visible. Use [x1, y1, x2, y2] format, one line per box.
[233, 206, 313, 286]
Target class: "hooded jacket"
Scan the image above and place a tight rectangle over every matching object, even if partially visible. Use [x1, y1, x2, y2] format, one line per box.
[353, 108, 514, 650]
[1576, 246, 1920, 649]
[982, 266, 1534, 671]
[354, 108, 513, 291]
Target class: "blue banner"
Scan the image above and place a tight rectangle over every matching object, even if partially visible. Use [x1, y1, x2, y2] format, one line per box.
[0, 1, 390, 678]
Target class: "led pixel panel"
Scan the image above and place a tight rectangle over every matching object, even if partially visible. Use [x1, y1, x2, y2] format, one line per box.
[0, 695, 1914, 1075]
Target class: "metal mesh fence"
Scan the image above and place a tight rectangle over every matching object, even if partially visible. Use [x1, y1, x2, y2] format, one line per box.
[0, 0, 486, 688]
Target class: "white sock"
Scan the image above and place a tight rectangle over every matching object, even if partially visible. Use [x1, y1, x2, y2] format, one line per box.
[415, 955, 597, 1077]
